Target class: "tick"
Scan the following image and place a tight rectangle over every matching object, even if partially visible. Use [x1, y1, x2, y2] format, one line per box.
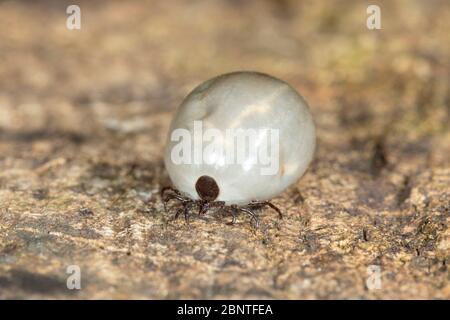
[162, 71, 315, 227]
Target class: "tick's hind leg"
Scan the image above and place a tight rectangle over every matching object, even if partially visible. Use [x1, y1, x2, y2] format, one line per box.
[232, 205, 260, 228]
[248, 200, 283, 219]
[225, 205, 238, 225]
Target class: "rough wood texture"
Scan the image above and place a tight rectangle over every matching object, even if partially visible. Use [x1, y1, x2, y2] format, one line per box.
[0, 0, 449, 299]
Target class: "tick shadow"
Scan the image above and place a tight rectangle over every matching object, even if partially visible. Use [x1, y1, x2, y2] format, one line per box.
[0, 128, 87, 144]
[0, 269, 69, 295]
[73, 158, 169, 209]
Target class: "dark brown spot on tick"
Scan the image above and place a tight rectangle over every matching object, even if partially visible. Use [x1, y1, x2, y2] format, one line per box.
[195, 175, 219, 201]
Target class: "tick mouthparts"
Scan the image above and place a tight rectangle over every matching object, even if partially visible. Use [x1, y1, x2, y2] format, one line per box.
[195, 175, 220, 201]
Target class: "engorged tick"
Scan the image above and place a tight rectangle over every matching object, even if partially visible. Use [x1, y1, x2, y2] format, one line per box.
[161, 71, 316, 227]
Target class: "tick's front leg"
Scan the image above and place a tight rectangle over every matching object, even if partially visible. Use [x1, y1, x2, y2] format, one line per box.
[162, 194, 186, 213]
[183, 201, 196, 224]
[160, 186, 183, 200]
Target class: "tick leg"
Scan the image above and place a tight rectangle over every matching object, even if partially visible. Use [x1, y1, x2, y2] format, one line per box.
[210, 201, 226, 208]
[240, 207, 259, 228]
[163, 194, 186, 212]
[160, 186, 181, 199]
[249, 200, 283, 219]
[173, 207, 184, 221]
[232, 205, 259, 228]
[170, 201, 194, 223]
[226, 205, 237, 225]
[209, 201, 226, 214]
[209, 201, 227, 222]
[184, 210, 189, 223]
[198, 200, 208, 215]
[183, 202, 195, 224]
[198, 200, 225, 216]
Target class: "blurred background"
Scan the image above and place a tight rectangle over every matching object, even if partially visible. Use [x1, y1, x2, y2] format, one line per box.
[0, 0, 448, 299]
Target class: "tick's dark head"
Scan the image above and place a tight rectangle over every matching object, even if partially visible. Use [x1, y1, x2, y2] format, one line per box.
[195, 175, 219, 201]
